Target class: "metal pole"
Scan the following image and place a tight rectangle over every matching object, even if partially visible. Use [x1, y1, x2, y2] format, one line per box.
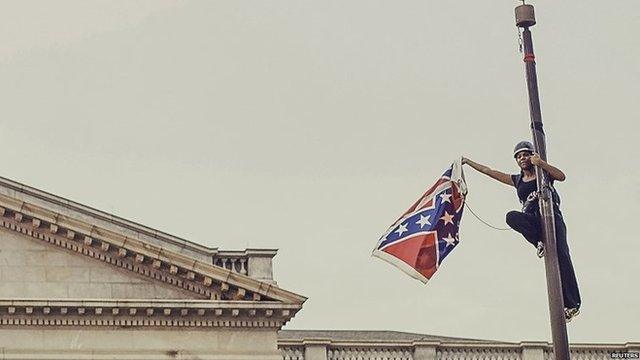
[515, 5, 570, 360]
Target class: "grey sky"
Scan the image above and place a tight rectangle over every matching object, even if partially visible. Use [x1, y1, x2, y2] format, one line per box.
[1, 1, 638, 343]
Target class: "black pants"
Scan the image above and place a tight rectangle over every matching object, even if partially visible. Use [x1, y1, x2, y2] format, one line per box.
[505, 210, 581, 309]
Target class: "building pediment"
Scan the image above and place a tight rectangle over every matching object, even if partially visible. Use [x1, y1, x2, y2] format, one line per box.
[0, 176, 306, 328]
[0, 226, 202, 300]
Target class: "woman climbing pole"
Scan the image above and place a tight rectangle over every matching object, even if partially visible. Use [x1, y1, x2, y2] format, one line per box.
[462, 141, 581, 323]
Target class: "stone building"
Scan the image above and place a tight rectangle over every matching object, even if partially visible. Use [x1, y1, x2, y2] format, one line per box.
[0, 176, 636, 359]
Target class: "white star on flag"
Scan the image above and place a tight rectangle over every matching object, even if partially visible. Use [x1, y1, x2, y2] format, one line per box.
[443, 234, 457, 246]
[439, 192, 452, 204]
[440, 211, 454, 225]
[415, 214, 431, 228]
[394, 223, 408, 237]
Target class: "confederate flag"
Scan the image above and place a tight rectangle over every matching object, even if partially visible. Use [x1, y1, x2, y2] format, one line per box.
[372, 160, 467, 284]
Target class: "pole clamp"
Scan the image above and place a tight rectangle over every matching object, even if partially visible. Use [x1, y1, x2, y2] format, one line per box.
[524, 53, 536, 63]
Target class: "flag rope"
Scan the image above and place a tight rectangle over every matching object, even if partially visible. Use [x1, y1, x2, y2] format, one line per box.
[463, 201, 512, 231]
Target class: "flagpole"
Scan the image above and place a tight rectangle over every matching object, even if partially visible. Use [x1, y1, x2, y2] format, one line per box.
[515, 4, 570, 360]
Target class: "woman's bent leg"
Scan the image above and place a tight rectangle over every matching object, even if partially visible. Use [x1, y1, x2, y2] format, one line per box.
[506, 211, 541, 248]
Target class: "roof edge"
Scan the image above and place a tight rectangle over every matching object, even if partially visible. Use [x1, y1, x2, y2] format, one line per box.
[0, 176, 216, 257]
[0, 186, 307, 305]
[277, 329, 505, 344]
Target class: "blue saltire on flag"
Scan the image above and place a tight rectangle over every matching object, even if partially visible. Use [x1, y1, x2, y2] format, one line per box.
[372, 159, 468, 284]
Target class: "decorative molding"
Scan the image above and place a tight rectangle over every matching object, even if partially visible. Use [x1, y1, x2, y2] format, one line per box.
[0, 176, 218, 258]
[1, 216, 215, 300]
[0, 300, 296, 329]
[0, 199, 306, 307]
[0, 180, 282, 282]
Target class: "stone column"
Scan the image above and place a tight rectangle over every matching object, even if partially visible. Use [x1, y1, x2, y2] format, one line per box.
[414, 341, 439, 360]
[520, 342, 548, 360]
[303, 339, 330, 360]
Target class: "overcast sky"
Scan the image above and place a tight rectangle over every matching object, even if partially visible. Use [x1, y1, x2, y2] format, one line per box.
[1, 0, 638, 343]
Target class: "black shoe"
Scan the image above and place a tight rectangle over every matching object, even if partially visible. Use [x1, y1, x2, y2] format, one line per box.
[565, 307, 580, 323]
[536, 242, 545, 258]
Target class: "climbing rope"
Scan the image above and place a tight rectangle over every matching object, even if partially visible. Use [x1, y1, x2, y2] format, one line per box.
[464, 200, 512, 231]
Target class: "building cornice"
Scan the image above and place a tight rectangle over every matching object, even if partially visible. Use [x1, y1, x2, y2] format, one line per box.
[0, 299, 301, 329]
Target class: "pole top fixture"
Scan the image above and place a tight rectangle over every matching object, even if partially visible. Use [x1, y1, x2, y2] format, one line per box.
[515, 4, 536, 28]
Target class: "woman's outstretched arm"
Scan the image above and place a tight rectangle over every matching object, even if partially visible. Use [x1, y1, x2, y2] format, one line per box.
[462, 157, 514, 186]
